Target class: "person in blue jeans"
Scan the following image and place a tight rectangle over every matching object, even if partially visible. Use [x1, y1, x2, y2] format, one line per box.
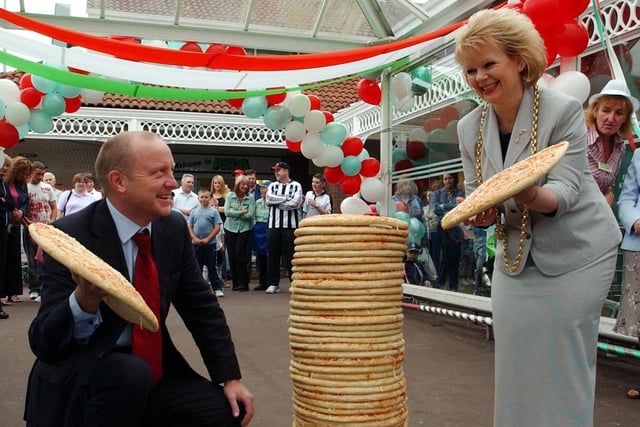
[429, 173, 465, 291]
[188, 189, 225, 297]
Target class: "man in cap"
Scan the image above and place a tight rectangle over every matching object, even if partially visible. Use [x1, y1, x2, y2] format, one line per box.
[403, 243, 430, 286]
[262, 162, 302, 294]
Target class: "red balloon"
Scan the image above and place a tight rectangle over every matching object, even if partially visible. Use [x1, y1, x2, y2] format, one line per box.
[395, 200, 409, 213]
[341, 136, 364, 156]
[523, 0, 560, 24]
[324, 165, 345, 184]
[68, 66, 90, 75]
[226, 90, 246, 109]
[341, 175, 362, 196]
[360, 157, 380, 177]
[225, 45, 247, 55]
[19, 73, 33, 89]
[357, 79, 381, 105]
[555, 20, 589, 57]
[205, 43, 225, 54]
[64, 95, 82, 113]
[406, 140, 426, 160]
[558, 0, 589, 20]
[439, 105, 460, 124]
[307, 94, 322, 111]
[180, 41, 203, 53]
[20, 88, 43, 108]
[266, 87, 287, 106]
[545, 41, 558, 67]
[322, 111, 334, 124]
[110, 35, 140, 44]
[364, 204, 379, 216]
[394, 159, 413, 172]
[423, 117, 444, 132]
[285, 139, 301, 152]
[0, 120, 20, 149]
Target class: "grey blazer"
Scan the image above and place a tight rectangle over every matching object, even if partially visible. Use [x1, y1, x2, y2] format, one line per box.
[457, 86, 621, 276]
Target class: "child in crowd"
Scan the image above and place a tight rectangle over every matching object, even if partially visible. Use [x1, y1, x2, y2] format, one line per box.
[188, 189, 225, 297]
[404, 243, 430, 286]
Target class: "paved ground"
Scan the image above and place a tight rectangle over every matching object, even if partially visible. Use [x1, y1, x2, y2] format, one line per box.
[2, 279, 640, 426]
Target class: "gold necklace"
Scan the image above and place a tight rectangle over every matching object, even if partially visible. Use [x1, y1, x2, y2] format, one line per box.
[475, 85, 539, 273]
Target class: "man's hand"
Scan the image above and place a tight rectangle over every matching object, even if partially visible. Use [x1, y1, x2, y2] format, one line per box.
[223, 379, 254, 427]
[72, 272, 106, 314]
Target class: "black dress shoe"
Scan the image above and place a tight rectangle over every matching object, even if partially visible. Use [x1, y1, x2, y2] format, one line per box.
[253, 285, 268, 291]
[238, 287, 249, 292]
[0, 310, 8, 319]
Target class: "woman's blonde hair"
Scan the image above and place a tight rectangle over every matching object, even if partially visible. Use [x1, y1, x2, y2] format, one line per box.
[2, 153, 12, 169]
[455, 8, 547, 87]
[234, 174, 250, 194]
[585, 95, 634, 139]
[210, 175, 229, 198]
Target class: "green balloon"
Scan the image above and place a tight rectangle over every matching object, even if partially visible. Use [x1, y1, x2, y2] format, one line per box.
[340, 155, 362, 176]
[411, 66, 431, 83]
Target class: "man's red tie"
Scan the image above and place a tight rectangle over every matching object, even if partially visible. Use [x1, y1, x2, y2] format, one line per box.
[131, 230, 162, 383]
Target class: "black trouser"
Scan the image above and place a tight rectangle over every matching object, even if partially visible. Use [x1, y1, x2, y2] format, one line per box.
[4, 225, 23, 297]
[266, 228, 295, 287]
[83, 353, 245, 427]
[226, 230, 251, 290]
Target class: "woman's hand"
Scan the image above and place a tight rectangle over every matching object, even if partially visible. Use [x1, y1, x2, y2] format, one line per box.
[464, 206, 496, 227]
[514, 185, 538, 206]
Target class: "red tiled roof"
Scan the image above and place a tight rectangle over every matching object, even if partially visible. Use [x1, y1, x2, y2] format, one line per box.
[0, 70, 361, 113]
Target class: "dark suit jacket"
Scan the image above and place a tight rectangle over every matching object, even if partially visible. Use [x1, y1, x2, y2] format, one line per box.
[25, 200, 241, 427]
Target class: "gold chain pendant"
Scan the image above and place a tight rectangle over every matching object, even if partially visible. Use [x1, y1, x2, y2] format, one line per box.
[474, 86, 539, 273]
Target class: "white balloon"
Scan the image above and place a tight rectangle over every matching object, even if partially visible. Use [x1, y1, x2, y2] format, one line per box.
[312, 156, 326, 167]
[304, 110, 326, 133]
[80, 88, 105, 104]
[300, 133, 323, 159]
[4, 102, 30, 126]
[360, 177, 385, 202]
[550, 71, 590, 104]
[409, 128, 428, 143]
[142, 39, 169, 49]
[391, 72, 412, 99]
[319, 144, 344, 167]
[0, 79, 20, 104]
[288, 94, 311, 117]
[394, 94, 415, 112]
[537, 73, 555, 89]
[284, 120, 305, 142]
[340, 196, 370, 215]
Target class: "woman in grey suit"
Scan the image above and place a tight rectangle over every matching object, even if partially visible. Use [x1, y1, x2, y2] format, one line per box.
[455, 8, 621, 427]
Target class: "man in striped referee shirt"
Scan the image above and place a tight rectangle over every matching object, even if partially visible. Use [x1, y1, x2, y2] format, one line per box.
[262, 161, 302, 294]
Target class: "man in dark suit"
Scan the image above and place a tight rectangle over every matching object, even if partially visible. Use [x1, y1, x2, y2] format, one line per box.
[25, 131, 254, 427]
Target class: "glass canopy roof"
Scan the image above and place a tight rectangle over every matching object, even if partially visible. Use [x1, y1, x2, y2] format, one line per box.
[0, 0, 499, 54]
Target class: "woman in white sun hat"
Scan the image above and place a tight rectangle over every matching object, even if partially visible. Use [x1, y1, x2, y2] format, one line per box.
[585, 79, 639, 207]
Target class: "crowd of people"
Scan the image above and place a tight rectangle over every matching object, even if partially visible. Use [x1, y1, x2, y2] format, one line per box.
[2, 8, 640, 425]
[0, 160, 103, 318]
[0, 154, 335, 321]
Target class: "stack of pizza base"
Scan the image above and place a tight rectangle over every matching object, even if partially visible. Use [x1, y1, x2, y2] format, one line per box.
[289, 214, 409, 427]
